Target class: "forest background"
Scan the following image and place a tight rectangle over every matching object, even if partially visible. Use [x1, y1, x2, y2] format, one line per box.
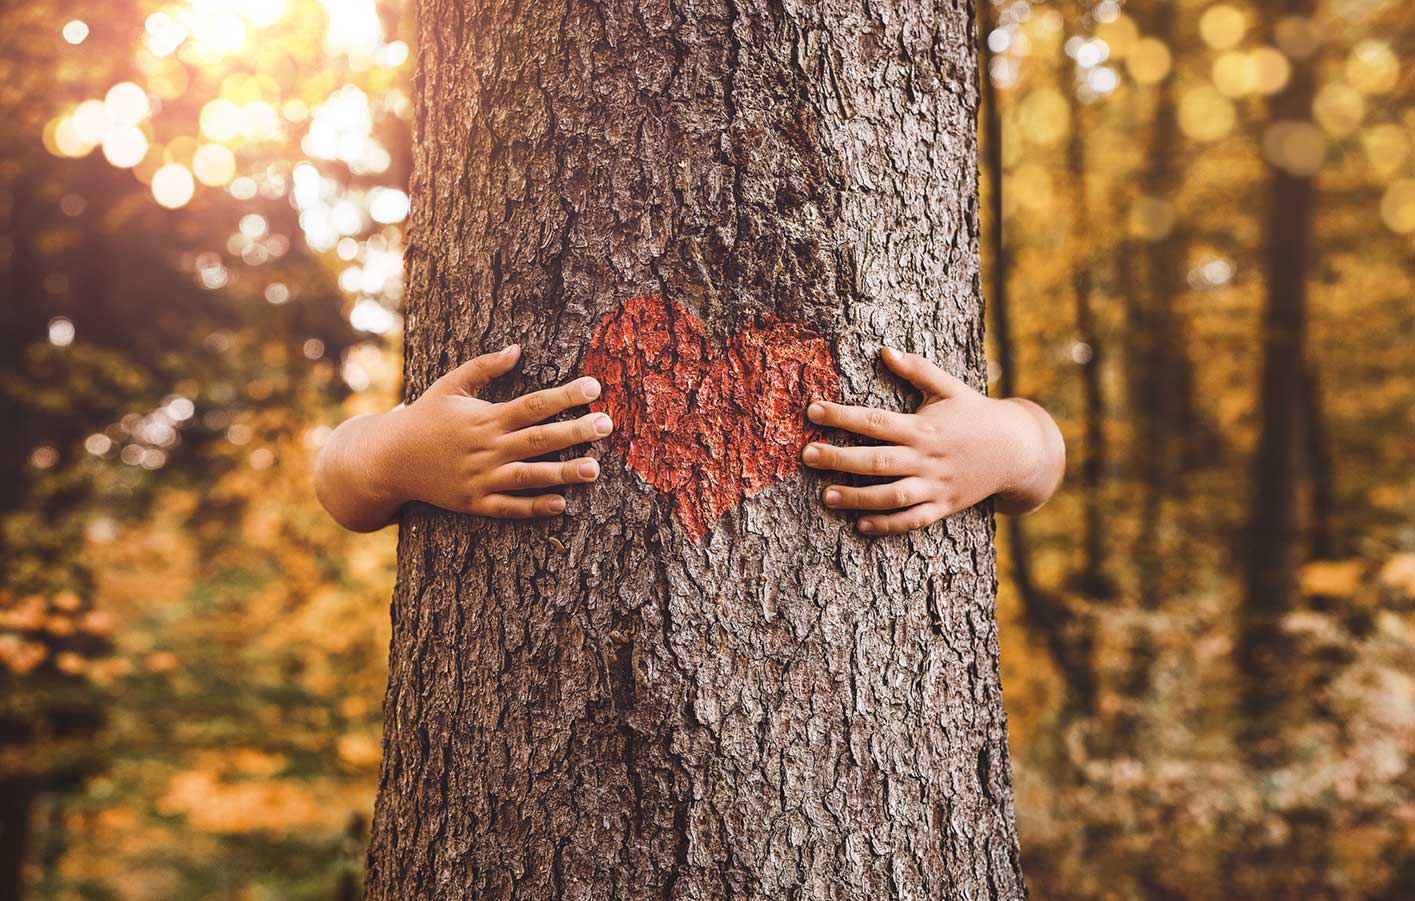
[3, 0, 1413, 897]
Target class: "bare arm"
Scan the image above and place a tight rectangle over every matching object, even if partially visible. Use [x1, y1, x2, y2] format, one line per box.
[802, 346, 1065, 534]
[314, 344, 614, 532]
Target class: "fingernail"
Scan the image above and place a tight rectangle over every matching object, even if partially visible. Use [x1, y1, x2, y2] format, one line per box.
[549, 496, 566, 513]
[823, 488, 841, 506]
[802, 444, 820, 464]
[858, 519, 876, 533]
[594, 414, 613, 435]
[578, 460, 598, 479]
[583, 378, 602, 400]
[807, 402, 825, 420]
[505, 343, 520, 355]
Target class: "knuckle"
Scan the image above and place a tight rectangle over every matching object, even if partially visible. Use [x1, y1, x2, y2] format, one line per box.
[526, 428, 548, 450]
[527, 393, 549, 415]
[513, 464, 535, 488]
[890, 486, 910, 509]
[871, 450, 892, 474]
[866, 410, 887, 430]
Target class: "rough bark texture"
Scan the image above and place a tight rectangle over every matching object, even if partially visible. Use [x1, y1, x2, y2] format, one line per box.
[366, 0, 1025, 897]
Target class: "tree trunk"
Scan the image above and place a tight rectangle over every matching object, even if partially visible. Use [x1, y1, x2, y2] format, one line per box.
[1065, 83, 1111, 603]
[0, 780, 34, 901]
[1238, 0, 1318, 760]
[366, 1, 1026, 898]
[1302, 357, 1335, 560]
[980, 0, 1045, 641]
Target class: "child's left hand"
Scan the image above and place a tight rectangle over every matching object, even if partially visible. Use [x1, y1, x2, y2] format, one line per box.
[802, 347, 1065, 535]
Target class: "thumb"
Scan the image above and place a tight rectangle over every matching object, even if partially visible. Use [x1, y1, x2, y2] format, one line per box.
[433, 344, 521, 396]
[881, 346, 970, 399]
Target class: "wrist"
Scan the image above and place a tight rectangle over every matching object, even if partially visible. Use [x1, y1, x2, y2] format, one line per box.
[365, 406, 410, 508]
[995, 397, 1063, 514]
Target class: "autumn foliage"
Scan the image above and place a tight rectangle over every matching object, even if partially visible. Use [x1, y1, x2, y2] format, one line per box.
[3, 0, 1415, 897]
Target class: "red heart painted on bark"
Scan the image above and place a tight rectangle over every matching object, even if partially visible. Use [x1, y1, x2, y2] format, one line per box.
[583, 295, 840, 542]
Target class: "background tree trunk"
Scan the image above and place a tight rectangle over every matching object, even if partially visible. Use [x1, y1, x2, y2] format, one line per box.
[366, 1, 1026, 897]
[1238, 0, 1319, 762]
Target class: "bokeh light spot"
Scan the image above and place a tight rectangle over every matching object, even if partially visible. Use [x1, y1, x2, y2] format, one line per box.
[102, 126, 149, 168]
[1263, 121, 1327, 176]
[1179, 87, 1236, 142]
[200, 99, 242, 142]
[1128, 38, 1173, 85]
[1362, 125, 1408, 180]
[152, 164, 196, 209]
[1346, 40, 1398, 95]
[1379, 180, 1415, 234]
[1313, 83, 1366, 136]
[193, 144, 237, 186]
[1199, 5, 1247, 50]
[104, 82, 150, 126]
[62, 20, 89, 45]
[1017, 88, 1070, 146]
[48, 317, 76, 347]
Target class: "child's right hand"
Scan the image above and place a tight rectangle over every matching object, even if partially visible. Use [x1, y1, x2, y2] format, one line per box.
[315, 344, 613, 531]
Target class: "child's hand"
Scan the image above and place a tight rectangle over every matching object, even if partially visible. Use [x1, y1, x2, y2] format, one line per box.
[801, 347, 1064, 535]
[315, 344, 613, 531]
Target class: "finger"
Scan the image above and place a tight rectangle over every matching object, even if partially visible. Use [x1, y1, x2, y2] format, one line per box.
[858, 502, 945, 535]
[801, 442, 917, 477]
[501, 412, 614, 459]
[488, 457, 600, 491]
[881, 347, 970, 399]
[433, 344, 521, 396]
[822, 477, 930, 512]
[475, 493, 566, 519]
[806, 400, 913, 442]
[498, 376, 602, 430]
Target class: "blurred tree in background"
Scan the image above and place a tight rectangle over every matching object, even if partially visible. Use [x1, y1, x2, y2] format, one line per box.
[1, 0, 1414, 898]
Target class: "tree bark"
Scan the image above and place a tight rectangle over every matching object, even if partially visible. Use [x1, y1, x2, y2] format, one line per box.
[366, 1, 1026, 898]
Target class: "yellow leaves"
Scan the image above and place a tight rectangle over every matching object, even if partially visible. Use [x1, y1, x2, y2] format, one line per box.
[0, 635, 47, 675]
[1298, 559, 1366, 600]
[157, 770, 332, 834]
[1379, 554, 1415, 597]
[337, 732, 383, 768]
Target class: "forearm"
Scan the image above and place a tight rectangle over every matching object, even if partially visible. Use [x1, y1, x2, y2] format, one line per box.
[314, 410, 405, 532]
[994, 397, 1065, 516]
